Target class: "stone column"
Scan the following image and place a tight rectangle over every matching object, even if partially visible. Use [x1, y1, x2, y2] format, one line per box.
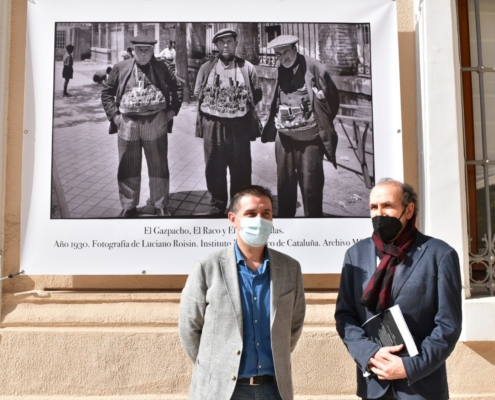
[133, 23, 142, 37]
[105, 23, 110, 49]
[154, 23, 160, 54]
[90, 24, 94, 48]
[98, 23, 102, 48]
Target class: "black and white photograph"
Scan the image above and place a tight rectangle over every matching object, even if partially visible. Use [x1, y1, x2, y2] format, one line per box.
[51, 22, 374, 219]
[23, 0, 400, 274]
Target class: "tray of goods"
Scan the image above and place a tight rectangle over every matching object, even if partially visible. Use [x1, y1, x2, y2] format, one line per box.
[120, 84, 167, 116]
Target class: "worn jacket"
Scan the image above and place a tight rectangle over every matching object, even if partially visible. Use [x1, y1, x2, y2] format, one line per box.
[335, 231, 462, 400]
[101, 58, 182, 134]
[262, 54, 340, 168]
[194, 56, 263, 141]
[179, 244, 306, 400]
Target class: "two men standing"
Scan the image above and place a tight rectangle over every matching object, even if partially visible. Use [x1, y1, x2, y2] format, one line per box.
[194, 31, 339, 217]
[179, 179, 463, 399]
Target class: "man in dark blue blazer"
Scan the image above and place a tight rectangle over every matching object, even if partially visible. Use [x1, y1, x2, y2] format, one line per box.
[335, 178, 462, 400]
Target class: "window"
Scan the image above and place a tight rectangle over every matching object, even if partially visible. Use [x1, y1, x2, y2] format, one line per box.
[356, 24, 371, 77]
[265, 25, 281, 43]
[55, 30, 66, 49]
[458, 0, 495, 296]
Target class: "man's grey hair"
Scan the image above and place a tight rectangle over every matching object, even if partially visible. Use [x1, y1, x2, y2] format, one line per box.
[376, 178, 418, 216]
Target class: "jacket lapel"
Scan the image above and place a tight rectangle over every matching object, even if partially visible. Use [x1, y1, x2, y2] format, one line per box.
[118, 60, 135, 101]
[362, 238, 378, 291]
[304, 68, 316, 104]
[220, 244, 243, 337]
[391, 232, 429, 300]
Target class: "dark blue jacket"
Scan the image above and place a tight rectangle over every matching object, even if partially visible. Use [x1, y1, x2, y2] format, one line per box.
[335, 231, 462, 400]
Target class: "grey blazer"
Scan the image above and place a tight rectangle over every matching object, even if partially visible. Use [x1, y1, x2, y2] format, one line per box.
[335, 231, 462, 400]
[179, 244, 306, 400]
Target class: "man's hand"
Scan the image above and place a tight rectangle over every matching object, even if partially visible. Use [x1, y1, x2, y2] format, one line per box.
[274, 116, 284, 130]
[113, 113, 122, 128]
[165, 110, 176, 121]
[369, 344, 407, 380]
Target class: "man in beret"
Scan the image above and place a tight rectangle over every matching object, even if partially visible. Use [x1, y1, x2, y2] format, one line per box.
[101, 34, 182, 217]
[262, 35, 340, 217]
[194, 28, 263, 216]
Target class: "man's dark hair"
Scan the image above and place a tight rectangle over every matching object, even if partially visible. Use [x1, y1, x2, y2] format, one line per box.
[229, 185, 273, 214]
[106, 66, 113, 74]
[127, 47, 133, 53]
[377, 178, 419, 216]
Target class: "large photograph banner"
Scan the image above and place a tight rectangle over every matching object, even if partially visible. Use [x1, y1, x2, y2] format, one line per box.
[21, 0, 403, 274]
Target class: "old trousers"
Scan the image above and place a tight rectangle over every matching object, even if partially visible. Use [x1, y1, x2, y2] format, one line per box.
[117, 111, 169, 210]
[275, 133, 324, 217]
[202, 113, 252, 212]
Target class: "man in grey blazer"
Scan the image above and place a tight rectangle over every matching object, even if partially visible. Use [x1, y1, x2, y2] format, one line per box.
[179, 185, 305, 400]
[335, 179, 462, 400]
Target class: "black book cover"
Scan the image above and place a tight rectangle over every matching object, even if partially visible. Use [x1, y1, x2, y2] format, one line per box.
[362, 304, 418, 357]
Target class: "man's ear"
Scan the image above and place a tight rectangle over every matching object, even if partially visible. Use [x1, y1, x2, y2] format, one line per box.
[227, 212, 237, 227]
[405, 202, 415, 219]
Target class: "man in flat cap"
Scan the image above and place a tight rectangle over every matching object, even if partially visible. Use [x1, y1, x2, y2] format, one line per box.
[194, 28, 263, 216]
[262, 35, 340, 217]
[102, 34, 182, 217]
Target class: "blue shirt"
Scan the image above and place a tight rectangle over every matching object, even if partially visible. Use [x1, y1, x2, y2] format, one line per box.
[235, 241, 275, 378]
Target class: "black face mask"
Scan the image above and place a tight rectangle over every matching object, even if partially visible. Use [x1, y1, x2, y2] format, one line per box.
[372, 207, 406, 242]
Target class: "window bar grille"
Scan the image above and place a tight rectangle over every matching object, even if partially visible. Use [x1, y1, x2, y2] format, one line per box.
[463, 0, 495, 296]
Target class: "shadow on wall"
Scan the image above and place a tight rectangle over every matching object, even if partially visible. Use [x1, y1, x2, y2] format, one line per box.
[466, 342, 495, 366]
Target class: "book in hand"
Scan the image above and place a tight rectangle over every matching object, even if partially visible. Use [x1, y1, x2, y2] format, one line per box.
[362, 304, 419, 357]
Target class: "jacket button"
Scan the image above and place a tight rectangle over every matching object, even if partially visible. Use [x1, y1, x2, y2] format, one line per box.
[236, 350, 241, 355]
[231, 375, 237, 381]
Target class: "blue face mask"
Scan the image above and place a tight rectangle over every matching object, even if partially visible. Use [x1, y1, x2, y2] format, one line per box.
[238, 216, 273, 248]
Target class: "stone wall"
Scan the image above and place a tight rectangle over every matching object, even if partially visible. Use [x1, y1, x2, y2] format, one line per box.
[319, 24, 358, 76]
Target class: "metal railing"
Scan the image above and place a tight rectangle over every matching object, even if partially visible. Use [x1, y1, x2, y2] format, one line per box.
[204, 23, 320, 66]
[462, 0, 495, 296]
[258, 23, 319, 66]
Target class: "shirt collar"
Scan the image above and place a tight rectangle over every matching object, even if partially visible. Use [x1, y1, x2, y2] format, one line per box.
[234, 241, 270, 274]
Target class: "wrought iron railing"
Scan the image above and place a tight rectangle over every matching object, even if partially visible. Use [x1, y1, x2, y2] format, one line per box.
[204, 23, 320, 66]
[462, 0, 495, 296]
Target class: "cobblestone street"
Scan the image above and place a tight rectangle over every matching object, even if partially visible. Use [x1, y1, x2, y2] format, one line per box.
[52, 60, 373, 218]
